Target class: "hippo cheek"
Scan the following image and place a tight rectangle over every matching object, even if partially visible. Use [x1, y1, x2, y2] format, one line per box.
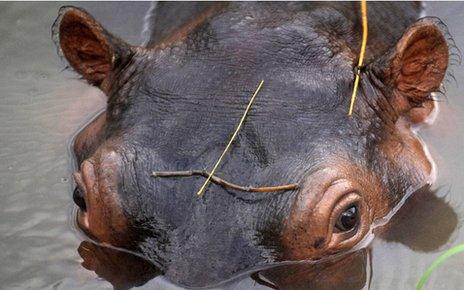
[408, 98, 439, 125]
[281, 166, 389, 261]
[383, 117, 436, 186]
[73, 154, 130, 247]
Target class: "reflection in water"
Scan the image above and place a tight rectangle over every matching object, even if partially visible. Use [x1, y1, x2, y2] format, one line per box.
[377, 187, 458, 252]
[78, 241, 160, 290]
[253, 249, 369, 290]
[76, 187, 457, 289]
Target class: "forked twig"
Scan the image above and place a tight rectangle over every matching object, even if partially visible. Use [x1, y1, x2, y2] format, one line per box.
[152, 170, 299, 193]
[195, 80, 265, 196]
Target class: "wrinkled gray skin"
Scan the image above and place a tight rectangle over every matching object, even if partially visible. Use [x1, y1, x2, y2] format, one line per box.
[54, 2, 450, 287]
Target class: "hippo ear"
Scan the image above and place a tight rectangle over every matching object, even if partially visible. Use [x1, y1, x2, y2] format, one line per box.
[53, 7, 132, 89]
[372, 19, 449, 117]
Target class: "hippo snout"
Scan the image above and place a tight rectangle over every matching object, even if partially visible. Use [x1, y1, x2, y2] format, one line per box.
[72, 151, 131, 247]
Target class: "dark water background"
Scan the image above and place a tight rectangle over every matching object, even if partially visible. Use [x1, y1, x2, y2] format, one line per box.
[0, 2, 463, 289]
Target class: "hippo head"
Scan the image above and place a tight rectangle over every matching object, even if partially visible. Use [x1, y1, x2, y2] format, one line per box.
[53, 3, 449, 286]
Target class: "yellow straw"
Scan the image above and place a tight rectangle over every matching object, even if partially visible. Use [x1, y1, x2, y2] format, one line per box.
[196, 80, 264, 196]
[348, 0, 368, 116]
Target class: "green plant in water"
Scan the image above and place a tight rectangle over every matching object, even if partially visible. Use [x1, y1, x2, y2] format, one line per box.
[416, 243, 464, 290]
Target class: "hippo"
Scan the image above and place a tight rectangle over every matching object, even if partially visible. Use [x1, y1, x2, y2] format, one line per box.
[53, 1, 451, 287]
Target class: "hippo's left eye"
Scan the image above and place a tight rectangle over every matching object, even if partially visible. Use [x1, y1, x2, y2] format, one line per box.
[335, 205, 359, 232]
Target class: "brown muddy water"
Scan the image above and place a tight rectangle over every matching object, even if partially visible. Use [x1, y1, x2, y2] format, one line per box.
[0, 2, 463, 289]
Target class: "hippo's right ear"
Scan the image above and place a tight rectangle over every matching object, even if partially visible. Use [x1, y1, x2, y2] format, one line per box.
[52, 7, 132, 89]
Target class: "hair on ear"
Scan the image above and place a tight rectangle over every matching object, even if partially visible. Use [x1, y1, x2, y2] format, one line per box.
[52, 6, 132, 88]
[370, 17, 451, 114]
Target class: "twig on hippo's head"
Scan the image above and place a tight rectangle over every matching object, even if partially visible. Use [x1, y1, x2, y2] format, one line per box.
[194, 80, 265, 196]
[152, 170, 299, 193]
[348, 0, 368, 116]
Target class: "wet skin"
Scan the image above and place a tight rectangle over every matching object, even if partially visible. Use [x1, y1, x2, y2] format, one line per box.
[53, 2, 451, 287]
[77, 187, 457, 289]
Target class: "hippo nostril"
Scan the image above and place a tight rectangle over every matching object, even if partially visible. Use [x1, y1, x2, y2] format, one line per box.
[73, 187, 87, 211]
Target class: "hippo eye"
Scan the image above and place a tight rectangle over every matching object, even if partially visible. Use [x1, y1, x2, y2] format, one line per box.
[335, 205, 359, 232]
